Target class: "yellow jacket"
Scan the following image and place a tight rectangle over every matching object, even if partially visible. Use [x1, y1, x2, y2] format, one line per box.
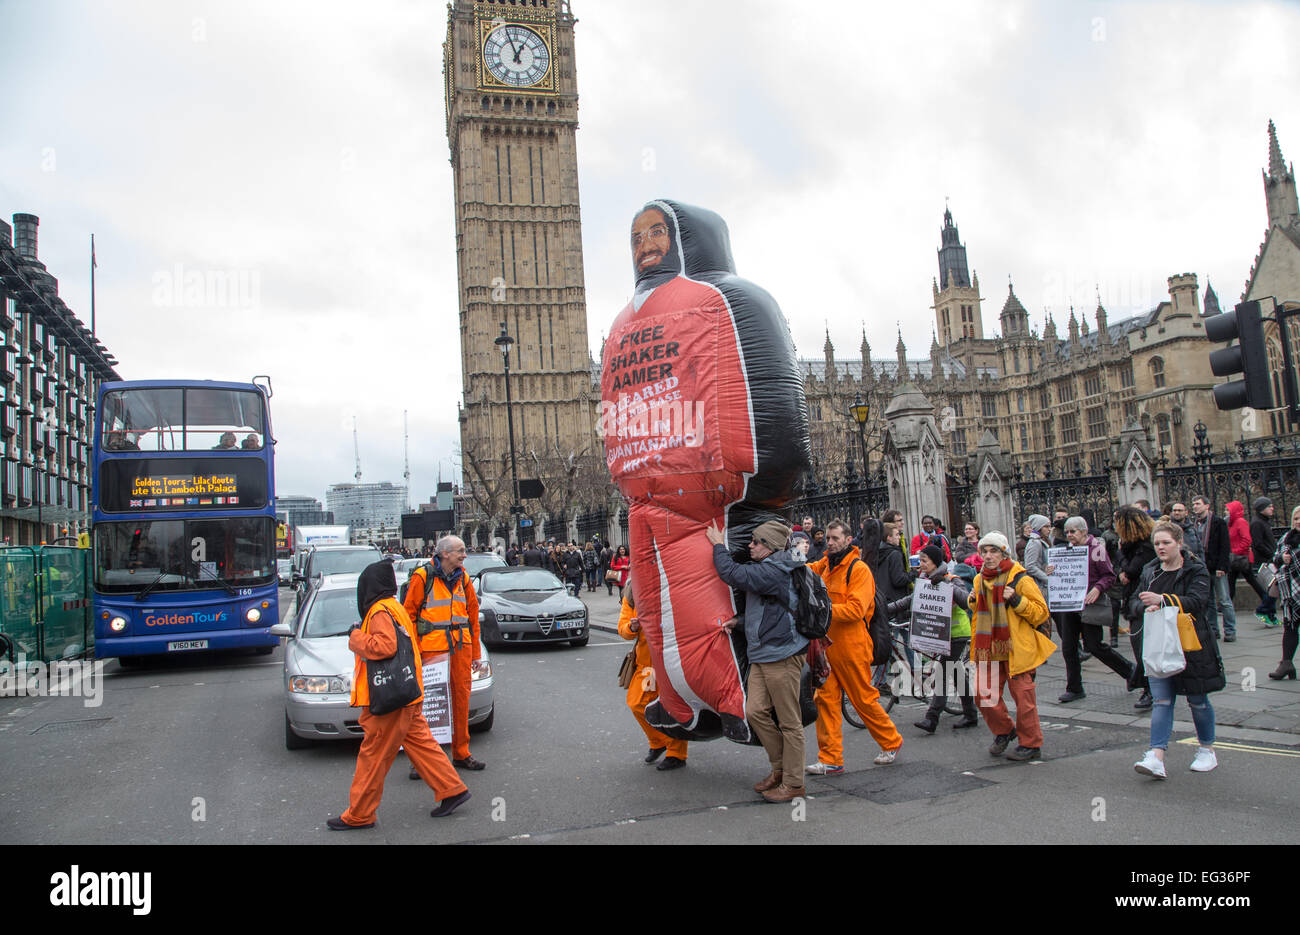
[967, 560, 1055, 676]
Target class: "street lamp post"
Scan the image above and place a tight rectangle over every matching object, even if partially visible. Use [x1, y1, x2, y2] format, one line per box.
[495, 322, 522, 548]
[849, 393, 871, 481]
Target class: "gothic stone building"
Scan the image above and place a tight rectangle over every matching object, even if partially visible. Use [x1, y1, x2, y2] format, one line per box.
[803, 123, 1300, 486]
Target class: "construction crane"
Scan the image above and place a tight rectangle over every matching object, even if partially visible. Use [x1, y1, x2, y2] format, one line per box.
[352, 416, 362, 484]
[403, 410, 411, 511]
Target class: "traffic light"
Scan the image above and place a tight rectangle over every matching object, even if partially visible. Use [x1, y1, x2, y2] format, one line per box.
[1207, 299, 1273, 411]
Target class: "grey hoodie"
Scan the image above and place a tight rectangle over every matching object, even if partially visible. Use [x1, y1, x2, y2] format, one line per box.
[711, 544, 808, 664]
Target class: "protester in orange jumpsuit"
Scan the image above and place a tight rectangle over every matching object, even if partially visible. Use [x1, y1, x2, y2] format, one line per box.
[328, 561, 469, 830]
[807, 519, 903, 774]
[403, 535, 484, 771]
[618, 582, 688, 771]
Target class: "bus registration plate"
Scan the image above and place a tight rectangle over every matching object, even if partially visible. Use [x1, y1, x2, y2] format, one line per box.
[167, 640, 210, 652]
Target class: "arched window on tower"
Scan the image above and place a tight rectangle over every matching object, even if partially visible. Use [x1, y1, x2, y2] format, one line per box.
[1150, 357, 1165, 389]
[1268, 336, 1285, 436]
[1156, 413, 1172, 451]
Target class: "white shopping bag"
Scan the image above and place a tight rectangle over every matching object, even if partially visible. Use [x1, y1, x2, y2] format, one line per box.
[1141, 604, 1187, 678]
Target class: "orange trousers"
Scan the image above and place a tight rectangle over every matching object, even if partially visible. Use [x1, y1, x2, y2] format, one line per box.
[813, 618, 903, 767]
[448, 646, 473, 760]
[340, 704, 467, 826]
[627, 671, 688, 759]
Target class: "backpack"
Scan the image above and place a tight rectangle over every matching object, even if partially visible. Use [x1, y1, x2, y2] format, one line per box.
[788, 564, 832, 640]
[398, 562, 433, 604]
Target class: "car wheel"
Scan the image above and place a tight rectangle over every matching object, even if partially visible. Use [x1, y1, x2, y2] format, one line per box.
[469, 705, 494, 734]
[285, 713, 312, 750]
[569, 630, 589, 647]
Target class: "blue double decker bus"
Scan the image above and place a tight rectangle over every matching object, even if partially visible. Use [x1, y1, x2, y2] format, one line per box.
[91, 379, 279, 662]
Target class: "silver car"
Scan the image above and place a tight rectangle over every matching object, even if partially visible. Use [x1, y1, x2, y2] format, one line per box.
[476, 566, 588, 648]
[273, 573, 495, 749]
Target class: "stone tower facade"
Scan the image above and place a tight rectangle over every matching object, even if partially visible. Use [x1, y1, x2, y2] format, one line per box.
[932, 208, 984, 347]
[444, 0, 598, 527]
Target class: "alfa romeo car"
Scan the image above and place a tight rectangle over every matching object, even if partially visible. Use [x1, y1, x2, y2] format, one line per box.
[476, 566, 588, 648]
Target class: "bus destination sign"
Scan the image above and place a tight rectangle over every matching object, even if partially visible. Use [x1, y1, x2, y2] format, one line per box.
[128, 473, 240, 508]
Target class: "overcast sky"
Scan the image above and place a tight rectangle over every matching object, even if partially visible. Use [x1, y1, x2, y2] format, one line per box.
[1, 1, 1296, 505]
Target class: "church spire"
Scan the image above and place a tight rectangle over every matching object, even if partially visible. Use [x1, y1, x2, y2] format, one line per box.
[937, 206, 971, 288]
[860, 325, 874, 386]
[1096, 287, 1111, 345]
[1269, 119, 1288, 179]
[823, 325, 836, 383]
[1264, 119, 1299, 229]
[895, 326, 908, 380]
[1203, 279, 1221, 317]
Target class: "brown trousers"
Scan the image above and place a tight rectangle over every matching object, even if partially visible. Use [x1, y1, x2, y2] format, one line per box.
[746, 654, 806, 788]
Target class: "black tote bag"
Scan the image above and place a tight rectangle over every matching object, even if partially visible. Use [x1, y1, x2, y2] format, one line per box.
[366, 623, 422, 715]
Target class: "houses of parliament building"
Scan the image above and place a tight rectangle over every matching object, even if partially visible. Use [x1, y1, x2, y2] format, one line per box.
[801, 121, 1300, 483]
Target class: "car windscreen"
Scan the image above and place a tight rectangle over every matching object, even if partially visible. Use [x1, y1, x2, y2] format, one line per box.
[463, 554, 506, 576]
[302, 588, 361, 639]
[481, 569, 562, 593]
[310, 550, 381, 578]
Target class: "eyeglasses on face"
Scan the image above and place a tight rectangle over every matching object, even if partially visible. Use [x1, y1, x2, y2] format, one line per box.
[630, 224, 669, 247]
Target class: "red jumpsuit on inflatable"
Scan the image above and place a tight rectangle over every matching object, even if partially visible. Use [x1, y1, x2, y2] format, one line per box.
[600, 200, 810, 742]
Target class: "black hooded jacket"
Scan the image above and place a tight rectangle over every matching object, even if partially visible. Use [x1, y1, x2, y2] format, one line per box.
[357, 560, 398, 621]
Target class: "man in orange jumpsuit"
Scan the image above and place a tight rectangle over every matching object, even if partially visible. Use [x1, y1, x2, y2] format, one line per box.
[328, 561, 469, 830]
[403, 535, 485, 771]
[618, 583, 688, 771]
[806, 519, 903, 773]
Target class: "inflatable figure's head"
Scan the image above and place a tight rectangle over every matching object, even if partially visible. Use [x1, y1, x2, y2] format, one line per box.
[631, 199, 735, 290]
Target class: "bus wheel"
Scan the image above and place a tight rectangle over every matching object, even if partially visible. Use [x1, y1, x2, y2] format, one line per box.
[117, 656, 143, 669]
[254, 645, 275, 656]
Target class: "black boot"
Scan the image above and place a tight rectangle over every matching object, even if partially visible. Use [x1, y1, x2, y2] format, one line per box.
[1268, 660, 1297, 680]
[914, 713, 938, 734]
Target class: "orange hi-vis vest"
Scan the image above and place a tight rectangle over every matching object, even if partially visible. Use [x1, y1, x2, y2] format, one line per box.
[350, 597, 423, 709]
[410, 566, 473, 655]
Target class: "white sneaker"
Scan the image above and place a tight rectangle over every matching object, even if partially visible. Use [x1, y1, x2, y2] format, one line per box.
[873, 749, 898, 765]
[1134, 749, 1166, 779]
[805, 762, 844, 775]
[1189, 747, 1218, 772]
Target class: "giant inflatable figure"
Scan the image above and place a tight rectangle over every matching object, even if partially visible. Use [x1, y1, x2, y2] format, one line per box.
[599, 200, 811, 742]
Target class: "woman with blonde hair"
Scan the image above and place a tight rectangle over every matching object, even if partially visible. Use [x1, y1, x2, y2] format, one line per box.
[1128, 521, 1220, 778]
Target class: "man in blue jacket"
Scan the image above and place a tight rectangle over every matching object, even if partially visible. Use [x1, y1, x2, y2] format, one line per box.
[705, 519, 808, 804]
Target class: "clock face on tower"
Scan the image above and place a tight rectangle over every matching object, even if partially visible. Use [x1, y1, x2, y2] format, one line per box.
[482, 23, 551, 88]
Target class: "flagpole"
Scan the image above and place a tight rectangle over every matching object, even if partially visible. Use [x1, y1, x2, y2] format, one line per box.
[90, 234, 96, 336]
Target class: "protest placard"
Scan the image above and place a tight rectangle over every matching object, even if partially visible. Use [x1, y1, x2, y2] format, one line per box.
[910, 577, 954, 657]
[1047, 545, 1089, 612]
[421, 653, 452, 744]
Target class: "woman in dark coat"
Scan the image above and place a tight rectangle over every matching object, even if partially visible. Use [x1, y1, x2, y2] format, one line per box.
[1127, 520, 1222, 779]
[1114, 506, 1158, 709]
[1269, 505, 1300, 680]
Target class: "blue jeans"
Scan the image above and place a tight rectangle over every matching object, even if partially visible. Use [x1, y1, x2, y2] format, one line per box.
[1148, 675, 1215, 750]
[1212, 573, 1236, 637]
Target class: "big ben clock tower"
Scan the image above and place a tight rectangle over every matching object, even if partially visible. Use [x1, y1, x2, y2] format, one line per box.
[444, 0, 596, 533]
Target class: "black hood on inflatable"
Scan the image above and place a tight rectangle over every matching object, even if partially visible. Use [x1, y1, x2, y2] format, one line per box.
[632, 199, 735, 290]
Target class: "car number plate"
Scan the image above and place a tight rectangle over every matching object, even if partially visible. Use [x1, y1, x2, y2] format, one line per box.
[167, 639, 209, 651]
[556, 618, 583, 630]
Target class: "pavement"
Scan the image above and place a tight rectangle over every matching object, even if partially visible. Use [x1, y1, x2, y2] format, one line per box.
[580, 580, 1300, 741]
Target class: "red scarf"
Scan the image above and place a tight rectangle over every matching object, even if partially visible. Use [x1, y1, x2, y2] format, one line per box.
[972, 559, 1015, 662]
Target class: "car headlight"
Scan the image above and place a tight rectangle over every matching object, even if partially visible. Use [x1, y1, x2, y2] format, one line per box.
[472, 660, 492, 681]
[290, 675, 348, 693]
[246, 608, 262, 623]
[109, 616, 127, 633]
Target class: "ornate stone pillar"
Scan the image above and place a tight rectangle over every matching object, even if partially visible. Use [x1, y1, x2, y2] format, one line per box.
[1117, 419, 1158, 510]
[970, 430, 1015, 537]
[883, 382, 947, 534]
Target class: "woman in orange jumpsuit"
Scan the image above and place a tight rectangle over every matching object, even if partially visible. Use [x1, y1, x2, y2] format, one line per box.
[618, 583, 688, 771]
